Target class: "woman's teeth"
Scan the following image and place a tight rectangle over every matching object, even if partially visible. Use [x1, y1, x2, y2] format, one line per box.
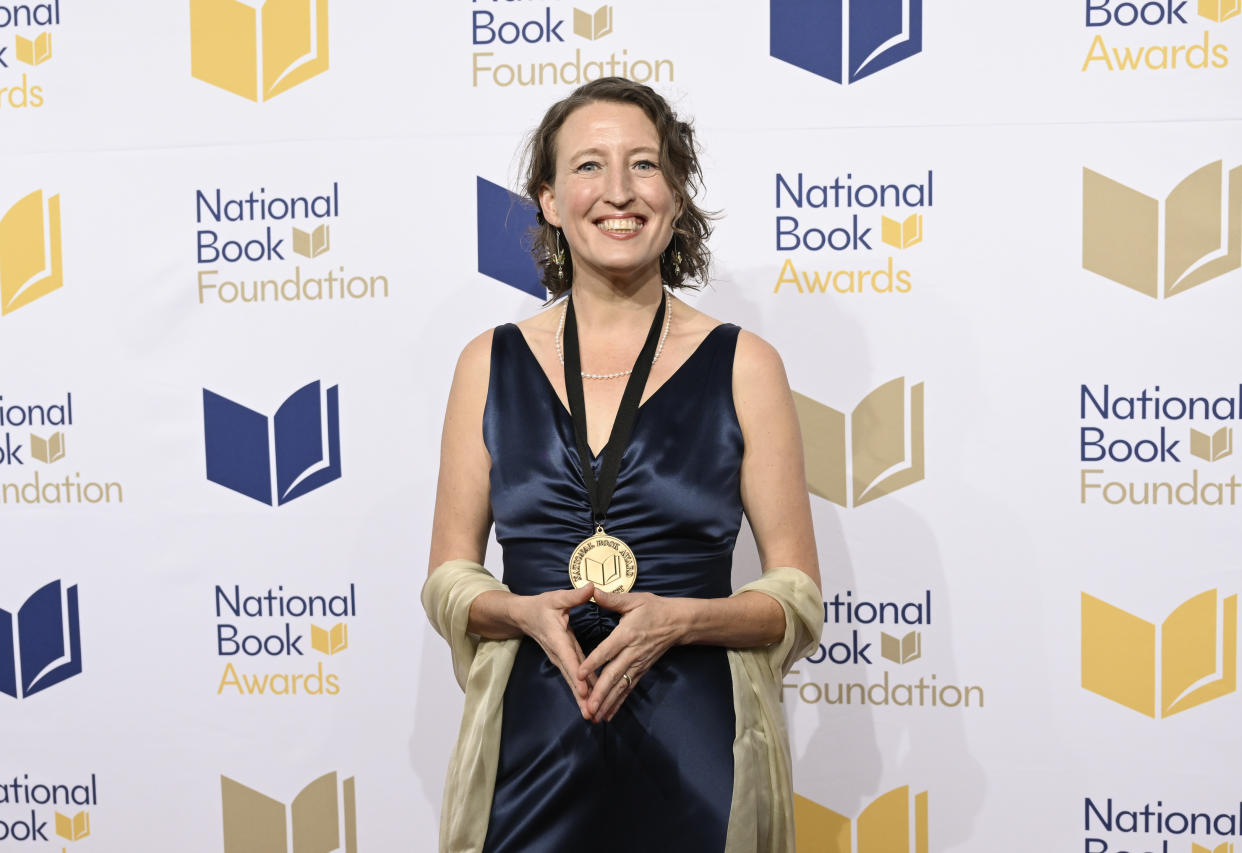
[596, 218, 643, 233]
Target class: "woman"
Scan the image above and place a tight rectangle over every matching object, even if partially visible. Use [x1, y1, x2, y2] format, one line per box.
[423, 78, 822, 852]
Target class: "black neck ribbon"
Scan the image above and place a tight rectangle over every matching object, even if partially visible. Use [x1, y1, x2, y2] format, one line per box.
[562, 290, 667, 529]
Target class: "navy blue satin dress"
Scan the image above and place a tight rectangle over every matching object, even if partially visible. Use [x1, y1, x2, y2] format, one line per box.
[481, 322, 744, 853]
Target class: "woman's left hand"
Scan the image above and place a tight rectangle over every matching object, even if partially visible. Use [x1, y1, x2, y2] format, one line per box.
[577, 589, 685, 723]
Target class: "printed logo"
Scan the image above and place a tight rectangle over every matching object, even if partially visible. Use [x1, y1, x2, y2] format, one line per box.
[55, 810, 89, 841]
[573, 5, 613, 40]
[0, 1, 59, 109]
[0, 393, 124, 507]
[471, 1, 675, 89]
[0, 773, 98, 844]
[772, 171, 932, 295]
[1082, 0, 1236, 72]
[0, 580, 81, 700]
[195, 182, 389, 307]
[0, 190, 62, 315]
[190, 0, 329, 101]
[203, 381, 341, 507]
[794, 787, 929, 852]
[1082, 589, 1236, 718]
[221, 772, 357, 852]
[1083, 161, 1242, 299]
[770, 0, 923, 84]
[476, 176, 543, 299]
[214, 583, 356, 696]
[1084, 797, 1242, 852]
[793, 379, 924, 507]
[1191, 427, 1234, 461]
[1077, 383, 1242, 507]
[785, 590, 984, 710]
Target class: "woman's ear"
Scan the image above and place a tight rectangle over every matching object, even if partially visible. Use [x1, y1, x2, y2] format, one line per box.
[538, 184, 561, 228]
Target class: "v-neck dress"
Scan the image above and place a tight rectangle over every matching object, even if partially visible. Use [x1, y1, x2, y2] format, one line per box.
[480, 322, 745, 853]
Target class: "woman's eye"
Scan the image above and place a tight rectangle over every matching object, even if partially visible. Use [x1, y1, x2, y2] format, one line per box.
[633, 160, 658, 172]
[573, 161, 601, 173]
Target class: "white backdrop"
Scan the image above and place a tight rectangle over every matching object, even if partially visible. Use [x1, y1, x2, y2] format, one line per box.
[2, 0, 1241, 850]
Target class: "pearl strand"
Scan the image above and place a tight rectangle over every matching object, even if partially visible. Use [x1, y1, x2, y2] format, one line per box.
[555, 292, 673, 380]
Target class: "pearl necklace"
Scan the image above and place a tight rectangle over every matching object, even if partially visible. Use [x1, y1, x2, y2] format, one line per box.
[555, 293, 673, 380]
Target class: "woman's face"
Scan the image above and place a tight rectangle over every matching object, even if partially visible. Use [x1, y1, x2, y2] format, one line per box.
[538, 100, 678, 286]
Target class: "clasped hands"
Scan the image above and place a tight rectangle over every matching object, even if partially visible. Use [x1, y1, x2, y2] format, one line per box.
[512, 584, 682, 723]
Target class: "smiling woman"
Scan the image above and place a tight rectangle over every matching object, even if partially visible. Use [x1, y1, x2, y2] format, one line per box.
[423, 78, 823, 853]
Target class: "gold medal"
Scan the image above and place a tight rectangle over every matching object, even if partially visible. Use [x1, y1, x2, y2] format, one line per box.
[568, 525, 637, 594]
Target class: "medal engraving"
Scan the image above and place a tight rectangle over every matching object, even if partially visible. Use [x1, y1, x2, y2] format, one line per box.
[569, 526, 637, 594]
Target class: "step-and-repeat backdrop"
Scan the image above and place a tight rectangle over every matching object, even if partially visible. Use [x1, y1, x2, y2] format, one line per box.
[3, 0, 1241, 850]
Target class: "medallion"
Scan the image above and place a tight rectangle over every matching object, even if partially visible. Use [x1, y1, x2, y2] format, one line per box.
[568, 525, 638, 593]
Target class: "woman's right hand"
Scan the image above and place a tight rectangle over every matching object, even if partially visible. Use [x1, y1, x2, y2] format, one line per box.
[507, 584, 597, 717]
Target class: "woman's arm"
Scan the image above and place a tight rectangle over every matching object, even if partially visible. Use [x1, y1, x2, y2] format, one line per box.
[427, 330, 595, 713]
[578, 329, 821, 721]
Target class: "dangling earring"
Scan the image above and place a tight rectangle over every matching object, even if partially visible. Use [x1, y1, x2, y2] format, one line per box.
[552, 229, 566, 280]
[671, 235, 683, 278]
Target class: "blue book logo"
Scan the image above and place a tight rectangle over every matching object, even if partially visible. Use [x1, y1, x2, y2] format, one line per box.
[0, 580, 82, 699]
[771, 0, 923, 84]
[203, 381, 341, 506]
[476, 176, 544, 299]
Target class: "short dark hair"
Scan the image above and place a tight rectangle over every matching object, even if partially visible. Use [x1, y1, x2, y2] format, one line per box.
[520, 77, 715, 299]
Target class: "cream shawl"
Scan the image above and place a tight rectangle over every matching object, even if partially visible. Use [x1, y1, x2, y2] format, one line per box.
[421, 560, 822, 853]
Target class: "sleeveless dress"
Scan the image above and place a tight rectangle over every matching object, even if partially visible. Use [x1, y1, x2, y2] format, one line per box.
[481, 322, 745, 853]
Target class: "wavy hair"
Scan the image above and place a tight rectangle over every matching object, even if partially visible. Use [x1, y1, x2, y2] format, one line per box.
[520, 77, 715, 299]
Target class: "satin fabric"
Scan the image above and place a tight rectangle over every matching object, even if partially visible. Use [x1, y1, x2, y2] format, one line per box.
[481, 323, 744, 852]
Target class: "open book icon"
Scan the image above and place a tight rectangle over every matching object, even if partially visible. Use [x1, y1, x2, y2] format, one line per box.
[311, 622, 348, 655]
[191, 0, 330, 102]
[574, 5, 613, 40]
[771, 0, 923, 84]
[1192, 843, 1235, 853]
[221, 772, 357, 853]
[1082, 590, 1238, 718]
[31, 431, 65, 464]
[16, 31, 51, 66]
[881, 214, 922, 249]
[203, 380, 342, 506]
[585, 554, 622, 586]
[0, 189, 63, 316]
[293, 224, 330, 258]
[1190, 426, 1233, 462]
[794, 786, 929, 853]
[1083, 161, 1242, 299]
[793, 378, 925, 508]
[0, 580, 82, 700]
[1200, 0, 1240, 22]
[881, 630, 921, 665]
[55, 810, 90, 841]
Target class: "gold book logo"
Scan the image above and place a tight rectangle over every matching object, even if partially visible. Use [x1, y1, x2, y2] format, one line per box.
[1082, 589, 1237, 718]
[1199, 0, 1240, 22]
[0, 190, 63, 316]
[191, 0, 330, 102]
[311, 622, 348, 655]
[881, 214, 923, 249]
[574, 5, 613, 40]
[586, 554, 621, 586]
[221, 772, 357, 853]
[31, 431, 65, 464]
[1192, 843, 1235, 853]
[55, 810, 90, 841]
[795, 786, 929, 853]
[1190, 426, 1233, 462]
[16, 31, 51, 65]
[881, 630, 922, 665]
[292, 224, 330, 258]
[793, 378, 925, 508]
[1083, 161, 1242, 299]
